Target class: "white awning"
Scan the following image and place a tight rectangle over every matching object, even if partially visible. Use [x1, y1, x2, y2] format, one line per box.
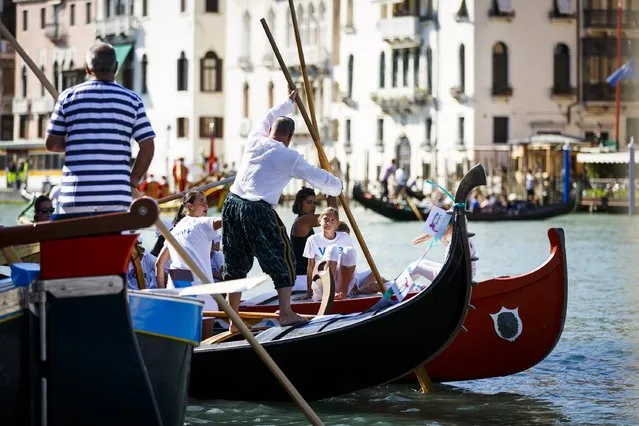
[577, 152, 639, 164]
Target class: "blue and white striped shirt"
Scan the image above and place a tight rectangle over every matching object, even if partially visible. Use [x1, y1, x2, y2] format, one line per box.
[47, 80, 155, 214]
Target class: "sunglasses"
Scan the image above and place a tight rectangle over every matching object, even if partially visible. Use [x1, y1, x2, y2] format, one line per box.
[38, 208, 54, 214]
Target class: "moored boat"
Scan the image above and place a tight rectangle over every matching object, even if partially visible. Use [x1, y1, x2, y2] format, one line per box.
[188, 165, 486, 402]
[239, 227, 568, 383]
[0, 198, 203, 426]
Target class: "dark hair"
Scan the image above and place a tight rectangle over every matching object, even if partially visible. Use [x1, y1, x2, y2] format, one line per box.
[34, 195, 51, 212]
[172, 190, 203, 227]
[337, 221, 350, 234]
[292, 187, 315, 215]
[86, 42, 117, 73]
[272, 116, 295, 140]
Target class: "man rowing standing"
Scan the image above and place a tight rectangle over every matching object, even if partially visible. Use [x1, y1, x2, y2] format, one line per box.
[45, 42, 155, 219]
[223, 89, 343, 329]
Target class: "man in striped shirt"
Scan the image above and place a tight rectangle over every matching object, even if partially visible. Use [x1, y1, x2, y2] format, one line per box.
[45, 42, 155, 218]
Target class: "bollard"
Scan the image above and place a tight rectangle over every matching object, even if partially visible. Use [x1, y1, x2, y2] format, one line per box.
[629, 137, 635, 216]
[563, 143, 571, 205]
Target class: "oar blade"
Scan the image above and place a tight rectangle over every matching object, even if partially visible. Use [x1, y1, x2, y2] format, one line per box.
[178, 276, 268, 296]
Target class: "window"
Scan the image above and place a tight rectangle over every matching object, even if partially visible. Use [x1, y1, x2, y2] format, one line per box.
[458, 116, 465, 144]
[19, 115, 29, 139]
[53, 61, 59, 92]
[142, 0, 148, 16]
[105, 0, 111, 18]
[493, 116, 509, 143]
[40, 66, 45, 96]
[345, 119, 351, 143]
[377, 118, 384, 142]
[200, 51, 222, 92]
[413, 47, 420, 87]
[70, 4, 76, 26]
[402, 49, 409, 87]
[141, 55, 148, 94]
[180, 0, 186, 13]
[205, 0, 219, 13]
[243, 82, 249, 118]
[426, 47, 432, 91]
[425, 117, 432, 144]
[555, 0, 572, 16]
[115, 0, 125, 16]
[268, 81, 274, 108]
[176, 117, 189, 138]
[37, 114, 49, 138]
[346, 0, 353, 28]
[490, 0, 514, 16]
[379, 52, 385, 88]
[86, 2, 92, 24]
[199, 117, 224, 138]
[21, 66, 27, 98]
[392, 50, 399, 87]
[241, 12, 251, 59]
[459, 44, 465, 92]
[347, 54, 354, 98]
[553, 43, 571, 94]
[492, 42, 510, 95]
[40, 8, 46, 29]
[177, 52, 188, 91]
[23, 10, 28, 31]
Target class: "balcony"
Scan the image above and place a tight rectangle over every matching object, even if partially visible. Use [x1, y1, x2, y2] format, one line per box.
[582, 82, 639, 103]
[378, 16, 421, 48]
[237, 56, 252, 71]
[450, 86, 467, 103]
[262, 52, 277, 69]
[44, 23, 65, 44]
[0, 40, 15, 59]
[491, 85, 513, 98]
[370, 87, 432, 114]
[94, 15, 139, 38]
[12, 98, 30, 115]
[550, 86, 576, 99]
[283, 46, 330, 74]
[238, 118, 252, 137]
[32, 97, 55, 114]
[584, 9, 639, 29]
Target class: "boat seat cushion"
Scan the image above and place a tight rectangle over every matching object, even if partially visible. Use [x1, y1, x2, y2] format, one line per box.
[10, 262, 41, 287]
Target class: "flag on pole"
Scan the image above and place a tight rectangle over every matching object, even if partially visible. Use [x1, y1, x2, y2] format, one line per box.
[607, 59, 638, 86]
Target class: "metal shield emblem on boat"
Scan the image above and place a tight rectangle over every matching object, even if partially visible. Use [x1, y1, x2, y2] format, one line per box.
[490, 307, 523, 342]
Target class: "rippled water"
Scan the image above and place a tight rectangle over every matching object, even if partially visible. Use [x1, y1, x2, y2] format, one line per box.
[2, 202, 638, 425]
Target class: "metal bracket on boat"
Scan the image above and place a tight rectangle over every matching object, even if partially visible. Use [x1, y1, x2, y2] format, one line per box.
[38, 275, 124, 299]
[0, 286, 28, 318]
[471, 256, 479, 262]
[467, 232, 475, 238]
[468, 304, 476, 310]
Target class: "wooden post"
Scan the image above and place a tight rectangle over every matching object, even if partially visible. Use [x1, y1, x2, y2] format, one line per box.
[261, 18, 386, 293]
[614, 0, 622, 151]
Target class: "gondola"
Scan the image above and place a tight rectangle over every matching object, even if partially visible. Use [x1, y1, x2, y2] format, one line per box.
[0, 199, 203, 426]
[353, 185, 576, 222]
[188, 165, 486, 402]
[240, 227, 568, 383]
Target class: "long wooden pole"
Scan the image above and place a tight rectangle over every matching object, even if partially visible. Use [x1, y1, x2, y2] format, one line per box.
[615, 0, 622, 150]
[260, 19, 386, 293]
[288, 0, 319, 134]
[0, 21, 323, 424]
[157, 175, 235, 204]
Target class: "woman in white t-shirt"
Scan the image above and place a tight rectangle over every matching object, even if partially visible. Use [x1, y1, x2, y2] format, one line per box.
[303, 207, 357, 301]
[155, 190, 222, 312]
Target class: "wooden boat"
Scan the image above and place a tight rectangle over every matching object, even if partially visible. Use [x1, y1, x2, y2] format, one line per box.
[354, 185, 576, 222]
[240, 227, 567, 383]
[0, 199, 203, 426]
[188, 165, 486, 402]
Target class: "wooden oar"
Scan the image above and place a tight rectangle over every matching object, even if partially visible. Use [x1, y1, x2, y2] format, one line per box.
[405, 193, 425, 222]
[203, 310, 315, 321]
[156, 175, 235, 205]
[0, 20, 323, 424]
[261, 18, 385, 294]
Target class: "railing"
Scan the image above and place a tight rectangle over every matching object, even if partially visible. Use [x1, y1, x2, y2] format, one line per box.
[94, 15, 138, 38]
[582, 82, 639, 102]
[32, 97, 55, 114]
[283, 46, 329, 69]
[378, 15, 421, 45]
[583, 9, 639, 29]
[0, 39, 15, 55]
[12, 98, 29, 115]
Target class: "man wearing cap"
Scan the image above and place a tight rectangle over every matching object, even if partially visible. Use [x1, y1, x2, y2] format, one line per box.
[45, 42, 155, 219]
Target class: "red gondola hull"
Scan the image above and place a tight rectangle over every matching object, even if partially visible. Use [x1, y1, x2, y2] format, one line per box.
[240, 228, 568, 382]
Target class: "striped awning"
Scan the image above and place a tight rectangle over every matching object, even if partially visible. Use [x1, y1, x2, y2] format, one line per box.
[576, 152, 639, 164]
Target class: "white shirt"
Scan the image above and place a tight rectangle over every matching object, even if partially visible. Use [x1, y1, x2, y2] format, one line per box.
[230, 98, 343, 207]
[210, 250, 225, 282]
[165, 216, 217, 284]
[395, 168, 407, 186]
[127, 252, 158, 290]
[303, 231, 354, 262]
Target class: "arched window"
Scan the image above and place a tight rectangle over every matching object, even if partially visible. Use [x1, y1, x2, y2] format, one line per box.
[177, 51, 188, 91]
[392, 50, 399, 87]
[308, 4, 316, 45]
[318, 2, 326, 44]
[379, 52, 386, 89]
[268, 81, 274, 108]
[286, 9, 292, 47]
[346, 0, 353, 27]
[426, 47, 432, 91]
[201, 51, 222, 92]
[242, 11, 251, 59]
[141, 54, 148, 94]
[395, 136, 411, 177]
[243, 82, 249, 118]
[492, 42, 509, 95]
[553, 43, 571, 93]
[53, 61, 59, 92]
[402, 49, 409, 87]
[40, 65, 45, 96]
[266, 8, 276, 50]
[347, 54, 354, 98]
[459, 44, 465, 92]
[296, 5, 305, 44]
[413, 47, 420, 87]
[21, 66, 27, 98]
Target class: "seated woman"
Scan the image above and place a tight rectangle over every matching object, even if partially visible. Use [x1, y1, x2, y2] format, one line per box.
[303, 207, 358, 301]
[33, 195, 54, 222]
[290, 187, 337, 292]
[155, 190, 222, 312]
[127, 238, 158, 290]
[210, 232, 224, 282]
[410, 221, 477, 283]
